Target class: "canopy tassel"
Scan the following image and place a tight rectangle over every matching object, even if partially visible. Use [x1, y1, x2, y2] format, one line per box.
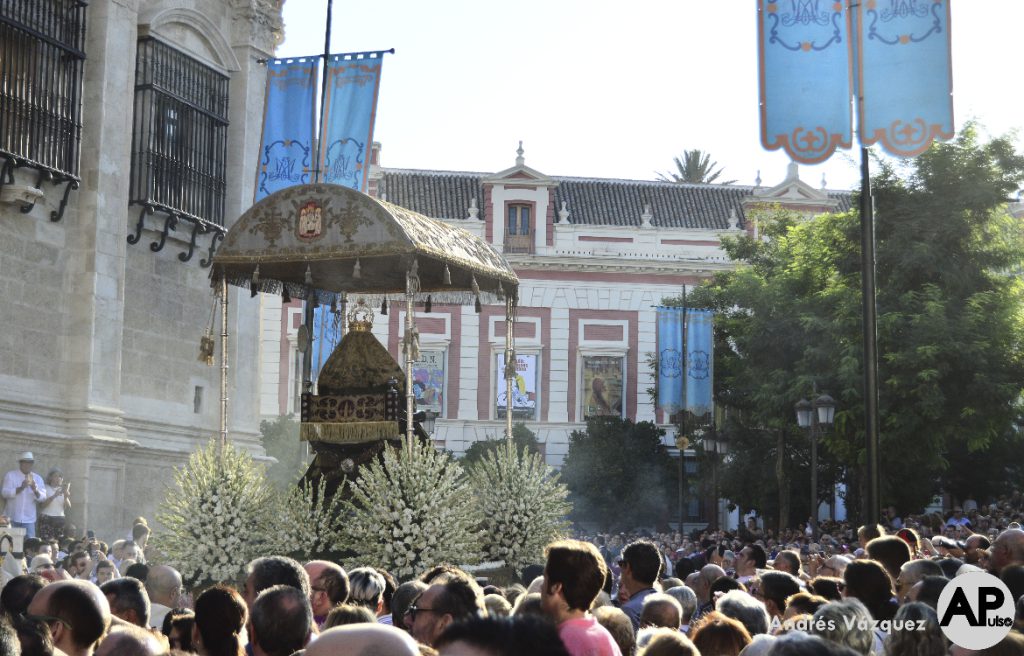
[443, 264, 452, 285]
[425, 295, 432, 313]
[198, 290, 218, 365]
[305, 265, 313, 286]
[381, 298, 388, 316]
[352, 258, 361, 279]
[281, 285, 291, 304]
[250, 265, 260, 297]
[475, 296, 482, 313]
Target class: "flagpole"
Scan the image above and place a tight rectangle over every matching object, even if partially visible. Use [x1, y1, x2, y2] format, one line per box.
[314, 0, 333, 185]
[679, 286, 688, 533]
[860, 147, 880, 526]
[301, 0, 333, 396]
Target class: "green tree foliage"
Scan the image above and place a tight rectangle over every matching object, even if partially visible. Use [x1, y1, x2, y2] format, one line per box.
[657, 149, 737, 185]
[560, 417, 676, 531]
[686, 127, 1024, 519]
[259, 415, 308, 489]
[467, 441, 571, 573]
[460, 423, 541, 468]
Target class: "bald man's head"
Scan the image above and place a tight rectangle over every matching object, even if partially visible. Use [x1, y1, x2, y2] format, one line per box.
[305, 624, 419, 656]
[143, 565, 182, 607]
[28, 580, 111, 655]
[990, 529, 1024, 574]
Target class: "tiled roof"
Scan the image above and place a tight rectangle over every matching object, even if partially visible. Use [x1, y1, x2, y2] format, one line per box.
[378, 168, 852, 229]
[553, 176, 752, 229]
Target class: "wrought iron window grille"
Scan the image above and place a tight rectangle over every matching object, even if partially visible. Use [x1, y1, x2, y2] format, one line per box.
[0, 0, 88, 221]
[128, 37, 229, 265]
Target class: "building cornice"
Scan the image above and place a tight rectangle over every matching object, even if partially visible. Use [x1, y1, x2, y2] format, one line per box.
[506, 254, 732, 276]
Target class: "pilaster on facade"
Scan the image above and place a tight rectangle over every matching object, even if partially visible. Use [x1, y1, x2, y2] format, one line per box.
[547, 307, 571, 422]
[457, 306, 480, 420]
[636, 307, 658, 423]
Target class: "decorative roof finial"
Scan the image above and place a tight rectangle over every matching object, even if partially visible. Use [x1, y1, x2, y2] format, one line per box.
[468, 197, 480, 220]
[516, 141, 525, 167]
[640, 203, 653, 228]
[558, 201, 571, 224]
[755, 170, 762, 187]
[728, 208, 740, 230]
[821, 173, 827, 189]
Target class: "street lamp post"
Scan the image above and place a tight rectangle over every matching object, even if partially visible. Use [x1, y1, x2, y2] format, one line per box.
[795, 393, 835, 540]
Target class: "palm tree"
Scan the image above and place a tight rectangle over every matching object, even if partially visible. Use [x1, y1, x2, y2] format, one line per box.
[657, 149, 737, 184]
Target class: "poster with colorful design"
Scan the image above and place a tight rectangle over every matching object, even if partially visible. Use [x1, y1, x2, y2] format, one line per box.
[496, 353, 537, 419]
[582, 356, 623, 419]
[413, 350, 445, 415]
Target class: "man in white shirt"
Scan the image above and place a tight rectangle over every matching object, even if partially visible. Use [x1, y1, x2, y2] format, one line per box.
[1, 452, 45, 537]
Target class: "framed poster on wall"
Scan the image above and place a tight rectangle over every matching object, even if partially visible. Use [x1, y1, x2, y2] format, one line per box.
[496, 353, 538, 419]
[413, 350, 445, 416]
[581, 355, 624, 419]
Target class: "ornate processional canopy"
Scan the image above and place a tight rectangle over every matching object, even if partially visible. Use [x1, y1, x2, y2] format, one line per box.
[211, 183, 519, 304]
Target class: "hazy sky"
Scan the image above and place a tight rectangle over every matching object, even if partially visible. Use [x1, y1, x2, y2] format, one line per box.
[276, 1, 1023, 191]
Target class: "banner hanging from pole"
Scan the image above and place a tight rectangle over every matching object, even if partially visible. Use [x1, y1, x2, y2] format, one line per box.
[685, 309, 714, 418]
[255, 59, 319, 200]
[656, 307, 685, 415]
[854, 0, 953, 157]
[320, 51, 387, 192]
[757, 0, 954, 163]
[757, 0, 853, 164]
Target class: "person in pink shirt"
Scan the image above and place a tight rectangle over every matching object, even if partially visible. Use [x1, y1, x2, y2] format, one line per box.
[541, 540, 623, 656]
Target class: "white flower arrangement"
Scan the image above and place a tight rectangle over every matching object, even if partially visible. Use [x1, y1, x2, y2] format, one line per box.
[467, 441, 571, 574]
[269, 476, 347, 562]
[341, 438, 481, 579]
[155, 440, 275, 586]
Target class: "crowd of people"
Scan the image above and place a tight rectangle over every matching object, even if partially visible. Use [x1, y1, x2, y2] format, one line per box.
[2, 449, 1024, 655]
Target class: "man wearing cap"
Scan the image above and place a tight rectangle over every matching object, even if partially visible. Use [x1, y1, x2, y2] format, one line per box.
[2, 452, 45, 537]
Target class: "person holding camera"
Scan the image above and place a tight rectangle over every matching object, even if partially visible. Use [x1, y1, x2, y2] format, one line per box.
[39, 467, 71, 541]
[1, 451, 45, 537]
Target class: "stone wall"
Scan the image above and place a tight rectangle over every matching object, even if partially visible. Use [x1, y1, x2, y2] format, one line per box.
[0, 0, 282, 539]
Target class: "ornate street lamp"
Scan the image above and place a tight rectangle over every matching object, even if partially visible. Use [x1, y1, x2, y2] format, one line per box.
[795, 393, 836, 539]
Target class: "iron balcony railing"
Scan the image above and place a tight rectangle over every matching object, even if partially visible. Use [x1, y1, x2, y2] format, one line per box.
[129, 37, 229, 227]
[0, 0, 88, 177]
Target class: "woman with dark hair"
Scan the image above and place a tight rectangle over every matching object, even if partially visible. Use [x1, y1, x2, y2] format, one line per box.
[162, 607, 196, 653]
[193, 585, 246, 656]
[809, 576, 844, 601]
[38, 468, 70, 541]
[842, 560, 897, 622]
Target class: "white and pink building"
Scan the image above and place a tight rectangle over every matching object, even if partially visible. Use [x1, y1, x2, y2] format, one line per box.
[259, 145, 846, 468]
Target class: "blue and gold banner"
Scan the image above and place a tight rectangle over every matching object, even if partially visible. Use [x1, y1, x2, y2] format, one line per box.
[758, 0, 853, 164]
[312, 306, 343, 380]
[320, 51, 386, 192]
[855, 0, 953, 157]
[255, 59, 319, 200]
[685, 309, 714, 418]
[657, 307, 685, 415]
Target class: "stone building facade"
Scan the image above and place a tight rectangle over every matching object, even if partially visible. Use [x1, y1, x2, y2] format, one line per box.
[260, 144, 847, 524]
[0, 0, 282, 537]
